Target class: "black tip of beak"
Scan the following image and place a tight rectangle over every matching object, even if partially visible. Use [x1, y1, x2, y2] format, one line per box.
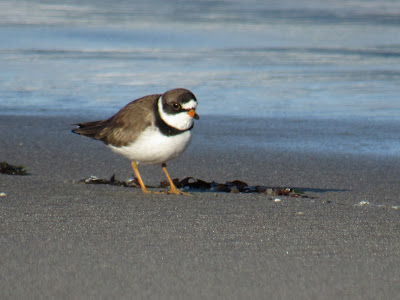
[194, 113, 200, 120]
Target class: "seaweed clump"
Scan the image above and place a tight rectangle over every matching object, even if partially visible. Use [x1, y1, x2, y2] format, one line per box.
[80, 174, 310, 197]
[80, 174, 140, 187]
[0, 162, 28, 175]
[167, 177, 308, 197]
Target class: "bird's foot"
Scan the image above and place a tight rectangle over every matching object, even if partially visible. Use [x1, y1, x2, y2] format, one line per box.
[167, 188, 191, 196]
[140, 188, 152, 194]
[155, 188, 191, 196]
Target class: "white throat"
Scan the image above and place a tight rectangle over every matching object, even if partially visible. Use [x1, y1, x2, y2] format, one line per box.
[158, 96, 196, 131]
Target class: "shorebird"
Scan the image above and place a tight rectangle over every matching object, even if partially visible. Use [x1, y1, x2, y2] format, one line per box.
[72, 88, 199, 195]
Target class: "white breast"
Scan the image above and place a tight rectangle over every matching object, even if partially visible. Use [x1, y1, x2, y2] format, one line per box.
[108, 126, 192, 165]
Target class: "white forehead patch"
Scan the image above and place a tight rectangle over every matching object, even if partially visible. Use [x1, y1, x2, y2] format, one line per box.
[181, 99, 197, 110]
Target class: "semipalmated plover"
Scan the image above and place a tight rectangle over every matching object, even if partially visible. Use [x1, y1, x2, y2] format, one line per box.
[72, 88, 199, 195]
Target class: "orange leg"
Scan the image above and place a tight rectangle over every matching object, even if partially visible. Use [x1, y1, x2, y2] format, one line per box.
[131, 161, 151, 194]
[161, 163, 190, 195]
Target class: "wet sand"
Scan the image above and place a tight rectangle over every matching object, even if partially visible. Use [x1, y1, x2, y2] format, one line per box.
[1, 114, 399, 299]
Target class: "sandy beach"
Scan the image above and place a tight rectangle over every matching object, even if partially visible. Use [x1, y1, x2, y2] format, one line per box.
[1, 114, 399, 299]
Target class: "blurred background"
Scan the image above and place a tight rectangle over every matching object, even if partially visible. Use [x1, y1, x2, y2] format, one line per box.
[1, 0, 400, 119]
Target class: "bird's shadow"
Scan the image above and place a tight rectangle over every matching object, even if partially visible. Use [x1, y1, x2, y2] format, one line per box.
[290, 187, 349, 193]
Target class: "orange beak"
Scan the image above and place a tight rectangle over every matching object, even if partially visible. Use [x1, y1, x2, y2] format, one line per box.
[187, 109, 199, 119]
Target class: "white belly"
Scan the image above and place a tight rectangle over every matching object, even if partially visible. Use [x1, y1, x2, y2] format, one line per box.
[108, 126, 192, 165]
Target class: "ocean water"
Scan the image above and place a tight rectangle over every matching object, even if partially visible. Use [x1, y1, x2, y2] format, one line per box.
[1, 0, 400, 119]
[1, 1, 400, 156]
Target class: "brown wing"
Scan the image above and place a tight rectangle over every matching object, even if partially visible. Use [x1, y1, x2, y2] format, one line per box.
[73, 94, 160, 147]
[72, 119, 109, 139]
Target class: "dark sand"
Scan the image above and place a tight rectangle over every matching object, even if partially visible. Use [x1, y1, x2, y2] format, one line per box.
[1, 114, 399, 299]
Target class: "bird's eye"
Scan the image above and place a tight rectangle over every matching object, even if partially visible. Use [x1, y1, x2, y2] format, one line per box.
[172, 103, 181, 110]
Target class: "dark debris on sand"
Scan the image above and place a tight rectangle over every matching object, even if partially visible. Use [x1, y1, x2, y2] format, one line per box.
[80, 174, 313, 198]
[80, 174, 141, 188]
[0, 162, 28, 175]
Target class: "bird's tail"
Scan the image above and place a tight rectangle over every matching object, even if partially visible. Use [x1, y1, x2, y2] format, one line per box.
[72, 120, 108, 140]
